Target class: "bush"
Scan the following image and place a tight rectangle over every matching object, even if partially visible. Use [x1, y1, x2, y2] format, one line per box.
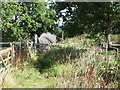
[35, 58, 54, 72]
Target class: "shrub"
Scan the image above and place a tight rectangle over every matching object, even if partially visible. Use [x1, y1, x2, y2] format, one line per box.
[36, 58, 54, 72]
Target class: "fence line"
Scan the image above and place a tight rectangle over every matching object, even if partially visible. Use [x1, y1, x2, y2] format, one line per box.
[0, 42, 21, 45]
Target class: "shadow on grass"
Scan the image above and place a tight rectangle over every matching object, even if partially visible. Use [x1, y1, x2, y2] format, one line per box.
[34, 47, 87, 73]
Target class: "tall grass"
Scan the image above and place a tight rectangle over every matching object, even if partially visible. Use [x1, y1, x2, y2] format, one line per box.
[35, 48, 119, 88]
[4, 34, 119, 88]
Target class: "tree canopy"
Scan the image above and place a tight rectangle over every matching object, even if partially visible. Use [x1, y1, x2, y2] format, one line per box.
[1, 2, 120, 46]
[1, 2, 56, 42]
[55, 2, 120, 37]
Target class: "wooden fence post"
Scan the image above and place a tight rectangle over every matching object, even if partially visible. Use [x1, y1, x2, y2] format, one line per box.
[62, 31, 64, 40]
[10, 43, 15, 65]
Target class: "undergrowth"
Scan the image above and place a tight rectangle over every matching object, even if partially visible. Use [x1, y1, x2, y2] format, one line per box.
[4, 34, 120, 88]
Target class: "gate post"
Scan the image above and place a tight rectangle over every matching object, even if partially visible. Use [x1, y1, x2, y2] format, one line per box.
[10, 43, 15, 65]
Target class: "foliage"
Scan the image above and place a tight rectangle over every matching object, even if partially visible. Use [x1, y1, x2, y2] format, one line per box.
[110, 34, 120, 44]
[1, 2, 56, 42]
[35, 47, 87, 72]
[54, 29, 62, 38]
[54, 2, 120, 40]
[4, 34, 119, 88]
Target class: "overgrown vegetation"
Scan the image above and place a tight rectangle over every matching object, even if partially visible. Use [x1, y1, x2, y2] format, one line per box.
[4, 34, 119, 88]
[1, 1, 119, 88]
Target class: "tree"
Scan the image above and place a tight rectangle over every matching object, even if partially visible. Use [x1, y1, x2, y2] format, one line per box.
[55, 2, 120, 51]
[1, 2, 56, 42]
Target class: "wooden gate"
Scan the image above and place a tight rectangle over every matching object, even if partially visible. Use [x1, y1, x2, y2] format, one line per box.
[0, 44, 14, 88]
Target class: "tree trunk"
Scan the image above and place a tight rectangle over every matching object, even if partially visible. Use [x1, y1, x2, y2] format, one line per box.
[105, 13, 112, 52]
[105, 25, 112, 52]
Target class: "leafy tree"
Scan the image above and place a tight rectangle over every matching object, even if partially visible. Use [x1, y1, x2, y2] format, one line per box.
[55, 2, 120, 50]
[1, 2, 56, 42]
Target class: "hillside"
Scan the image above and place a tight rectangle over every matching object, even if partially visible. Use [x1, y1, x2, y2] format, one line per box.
[4, 34, 119, 88]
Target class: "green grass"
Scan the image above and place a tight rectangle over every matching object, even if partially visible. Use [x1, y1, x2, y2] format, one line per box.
[4, 34, 119, 88]
[5, 63, 54, 88]
[110, 34, 120, 44]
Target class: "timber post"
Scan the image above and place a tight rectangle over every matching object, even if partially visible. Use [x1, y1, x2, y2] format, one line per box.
[62, 31, 64, 40]
[10, 43, 15, 66]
